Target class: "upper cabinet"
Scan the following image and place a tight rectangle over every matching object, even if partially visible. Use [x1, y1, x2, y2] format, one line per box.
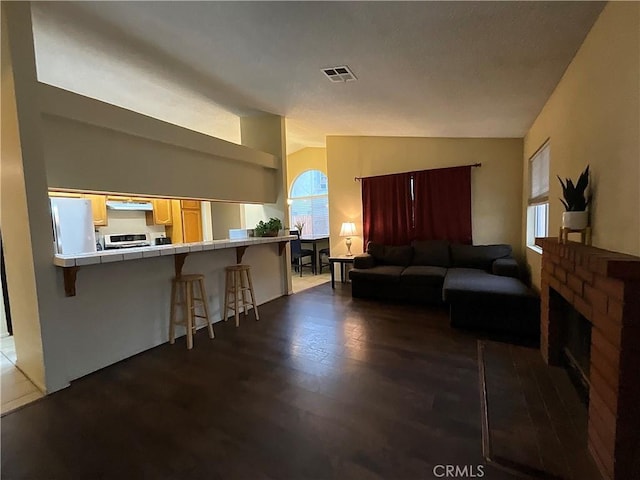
[180, 200, 202, 242]
[48, 191, 82, 198]
[106, 195, 149, 203]
[182, 209, 203, 243]
[146, 199, 173, 226]
[48, 190, 108, 226]
[84, 194, 108, 226]
[181, 200, 200, 210]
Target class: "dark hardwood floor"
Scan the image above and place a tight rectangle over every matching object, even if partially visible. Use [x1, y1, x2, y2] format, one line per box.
[2, 284, 546, 479]
[482, 341, 600, 480]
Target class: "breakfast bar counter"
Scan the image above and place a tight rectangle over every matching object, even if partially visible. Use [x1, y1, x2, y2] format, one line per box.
[54, 235, 296, 296]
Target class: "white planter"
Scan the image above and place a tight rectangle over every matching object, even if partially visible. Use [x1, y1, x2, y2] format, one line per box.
[562, 211, 589, 230]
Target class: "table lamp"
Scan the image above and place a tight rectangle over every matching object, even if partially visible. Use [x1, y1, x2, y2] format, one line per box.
[339, 222, 357, 256]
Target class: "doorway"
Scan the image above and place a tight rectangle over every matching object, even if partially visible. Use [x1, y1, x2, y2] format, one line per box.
[0, 232, 43, 414]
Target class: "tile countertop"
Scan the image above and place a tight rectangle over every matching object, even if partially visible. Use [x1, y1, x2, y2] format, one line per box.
[53, 235, 297, 267]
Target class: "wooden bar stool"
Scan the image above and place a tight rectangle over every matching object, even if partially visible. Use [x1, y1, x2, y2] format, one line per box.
[169, 274, 214, 349]
[223, 265, 259, 327]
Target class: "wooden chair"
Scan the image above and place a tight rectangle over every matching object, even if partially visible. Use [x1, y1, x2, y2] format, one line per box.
[169, 274, 214, 349]
[223, 265, 259, 327]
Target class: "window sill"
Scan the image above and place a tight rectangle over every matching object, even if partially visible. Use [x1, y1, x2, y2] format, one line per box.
[527, 245, 543, 255]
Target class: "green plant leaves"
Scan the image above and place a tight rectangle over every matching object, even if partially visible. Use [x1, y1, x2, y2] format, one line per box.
[558, 165, 589, 212]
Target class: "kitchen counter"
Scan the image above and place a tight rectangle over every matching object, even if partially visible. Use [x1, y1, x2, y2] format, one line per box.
[53, 235, 296, 297]
[53, 235, 296, 267]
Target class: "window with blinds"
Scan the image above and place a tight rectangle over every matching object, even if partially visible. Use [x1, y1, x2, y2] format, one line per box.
[527, 141, 550, 246]
[530, 142, 550, 204]
[290, 170, 329, 236]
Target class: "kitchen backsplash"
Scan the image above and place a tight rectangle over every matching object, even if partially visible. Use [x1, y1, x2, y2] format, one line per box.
[97, 210, 167, 245]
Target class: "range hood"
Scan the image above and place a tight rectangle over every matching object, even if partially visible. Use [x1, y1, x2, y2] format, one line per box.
[106, 201, 153, 211]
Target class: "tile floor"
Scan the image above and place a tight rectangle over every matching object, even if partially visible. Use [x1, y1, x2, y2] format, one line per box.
[1, 335, 44, 415]
[291, 270, 331, 293]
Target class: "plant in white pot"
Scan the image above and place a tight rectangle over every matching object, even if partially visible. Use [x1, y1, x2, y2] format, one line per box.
[558, 165, 590, 230]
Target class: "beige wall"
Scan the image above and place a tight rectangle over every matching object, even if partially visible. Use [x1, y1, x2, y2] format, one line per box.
[210, 202, 242, 240]
[523, 2, 640, 291]
[241, 114, 292, 294]
[1, 3, 47, 390]
[327, 136, 524, 258]
[286, 147, 327, 195]
[2, 4, 293, 393]
[41, 85, 280, 204]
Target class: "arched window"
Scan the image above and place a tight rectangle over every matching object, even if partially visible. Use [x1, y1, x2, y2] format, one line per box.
[289, 170, 329, 236]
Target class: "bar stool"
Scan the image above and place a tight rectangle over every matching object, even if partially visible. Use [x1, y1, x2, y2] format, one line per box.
[223, 265, 259, 327]
[169, 274, 214, 349]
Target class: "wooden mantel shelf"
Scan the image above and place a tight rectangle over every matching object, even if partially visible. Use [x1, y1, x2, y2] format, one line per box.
[56, 236, 295, 297]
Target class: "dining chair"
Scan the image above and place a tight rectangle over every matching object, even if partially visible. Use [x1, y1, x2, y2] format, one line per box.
[290, 237, 314, 276]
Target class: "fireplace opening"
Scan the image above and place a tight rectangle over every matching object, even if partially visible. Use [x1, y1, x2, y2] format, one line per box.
[550, 288, 592, 405]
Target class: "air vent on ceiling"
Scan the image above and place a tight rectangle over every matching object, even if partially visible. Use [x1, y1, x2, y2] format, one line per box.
[322, 65, 357, 83]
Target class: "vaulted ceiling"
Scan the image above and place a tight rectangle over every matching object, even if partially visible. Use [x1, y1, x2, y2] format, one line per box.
[32, 1, 605, 153]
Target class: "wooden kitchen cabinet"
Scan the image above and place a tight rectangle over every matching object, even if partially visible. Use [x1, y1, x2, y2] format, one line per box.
[106, 195, 150, 203]
[49, 191, 107, 226]
[83, 194, 108, 226]
[182, 209, 203, 243]
[49, 191, 82, 198]
[145, 199, 173, 225]
[181, 200, 200, 210]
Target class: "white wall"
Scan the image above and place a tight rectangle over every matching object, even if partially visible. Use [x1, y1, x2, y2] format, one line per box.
[97, 210, 166, 241]
[50, 243, 285, 384]
[31, 1, 242, 145]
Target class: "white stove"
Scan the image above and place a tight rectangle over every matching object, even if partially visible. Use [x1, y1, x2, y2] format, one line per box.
[103, 233, 151, 249]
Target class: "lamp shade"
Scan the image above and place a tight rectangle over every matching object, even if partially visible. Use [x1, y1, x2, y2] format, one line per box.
[339, 222, 357, 237]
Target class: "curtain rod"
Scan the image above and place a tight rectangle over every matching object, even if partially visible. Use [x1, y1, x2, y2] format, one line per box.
[354, 163, 482, 181]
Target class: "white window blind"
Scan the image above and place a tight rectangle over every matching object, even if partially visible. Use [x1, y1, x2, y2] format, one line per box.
[290, 170, 329, 236]
[530, 142, 550, 203]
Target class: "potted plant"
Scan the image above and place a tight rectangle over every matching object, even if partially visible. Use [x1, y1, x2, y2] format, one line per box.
[558, 165, 590, 230]
[254, 217, 283, 237]
[293, 220, 305, 235]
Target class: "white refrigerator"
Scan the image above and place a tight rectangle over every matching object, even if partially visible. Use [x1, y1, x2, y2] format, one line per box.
[50, 197, 97, 255]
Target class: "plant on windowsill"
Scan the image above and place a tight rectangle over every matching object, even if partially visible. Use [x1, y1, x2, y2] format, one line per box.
[558, 165, 590, 230]
[255, 217, 283, 237]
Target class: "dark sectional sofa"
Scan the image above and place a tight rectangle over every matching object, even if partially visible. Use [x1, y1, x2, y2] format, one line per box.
[349, 240, 540, 338]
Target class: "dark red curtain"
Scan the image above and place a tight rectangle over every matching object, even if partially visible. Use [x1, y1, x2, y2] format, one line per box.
[362, 172, 412, 246]
[413, 165, 472, 244]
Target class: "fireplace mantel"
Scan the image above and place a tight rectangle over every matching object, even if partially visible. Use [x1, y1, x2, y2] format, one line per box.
[536, 238, 640, 480]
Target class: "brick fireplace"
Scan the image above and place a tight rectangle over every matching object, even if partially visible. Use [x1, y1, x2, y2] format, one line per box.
[536, 238, 640, 480]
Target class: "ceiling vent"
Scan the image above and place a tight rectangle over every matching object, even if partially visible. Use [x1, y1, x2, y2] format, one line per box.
[322, 65, 357, 83]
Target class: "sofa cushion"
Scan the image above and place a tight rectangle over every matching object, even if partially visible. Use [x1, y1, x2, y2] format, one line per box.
[411, 240, 451, 267]
[400, 266, 447, 287]
[366, 242, 413, 267]
[353, 253, 376, 269]
[492, 258, 520, 279]
[349, 265, 405, 283]
[450, 244, 512, 270]
[443, 268, 536, 303]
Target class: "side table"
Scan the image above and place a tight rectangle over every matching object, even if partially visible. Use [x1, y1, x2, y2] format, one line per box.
[329, 255, 355, 289]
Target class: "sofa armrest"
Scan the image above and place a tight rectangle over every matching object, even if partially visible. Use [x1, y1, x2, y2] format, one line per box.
[492, 258, 520, 278]
[353, 253, 376, 269]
